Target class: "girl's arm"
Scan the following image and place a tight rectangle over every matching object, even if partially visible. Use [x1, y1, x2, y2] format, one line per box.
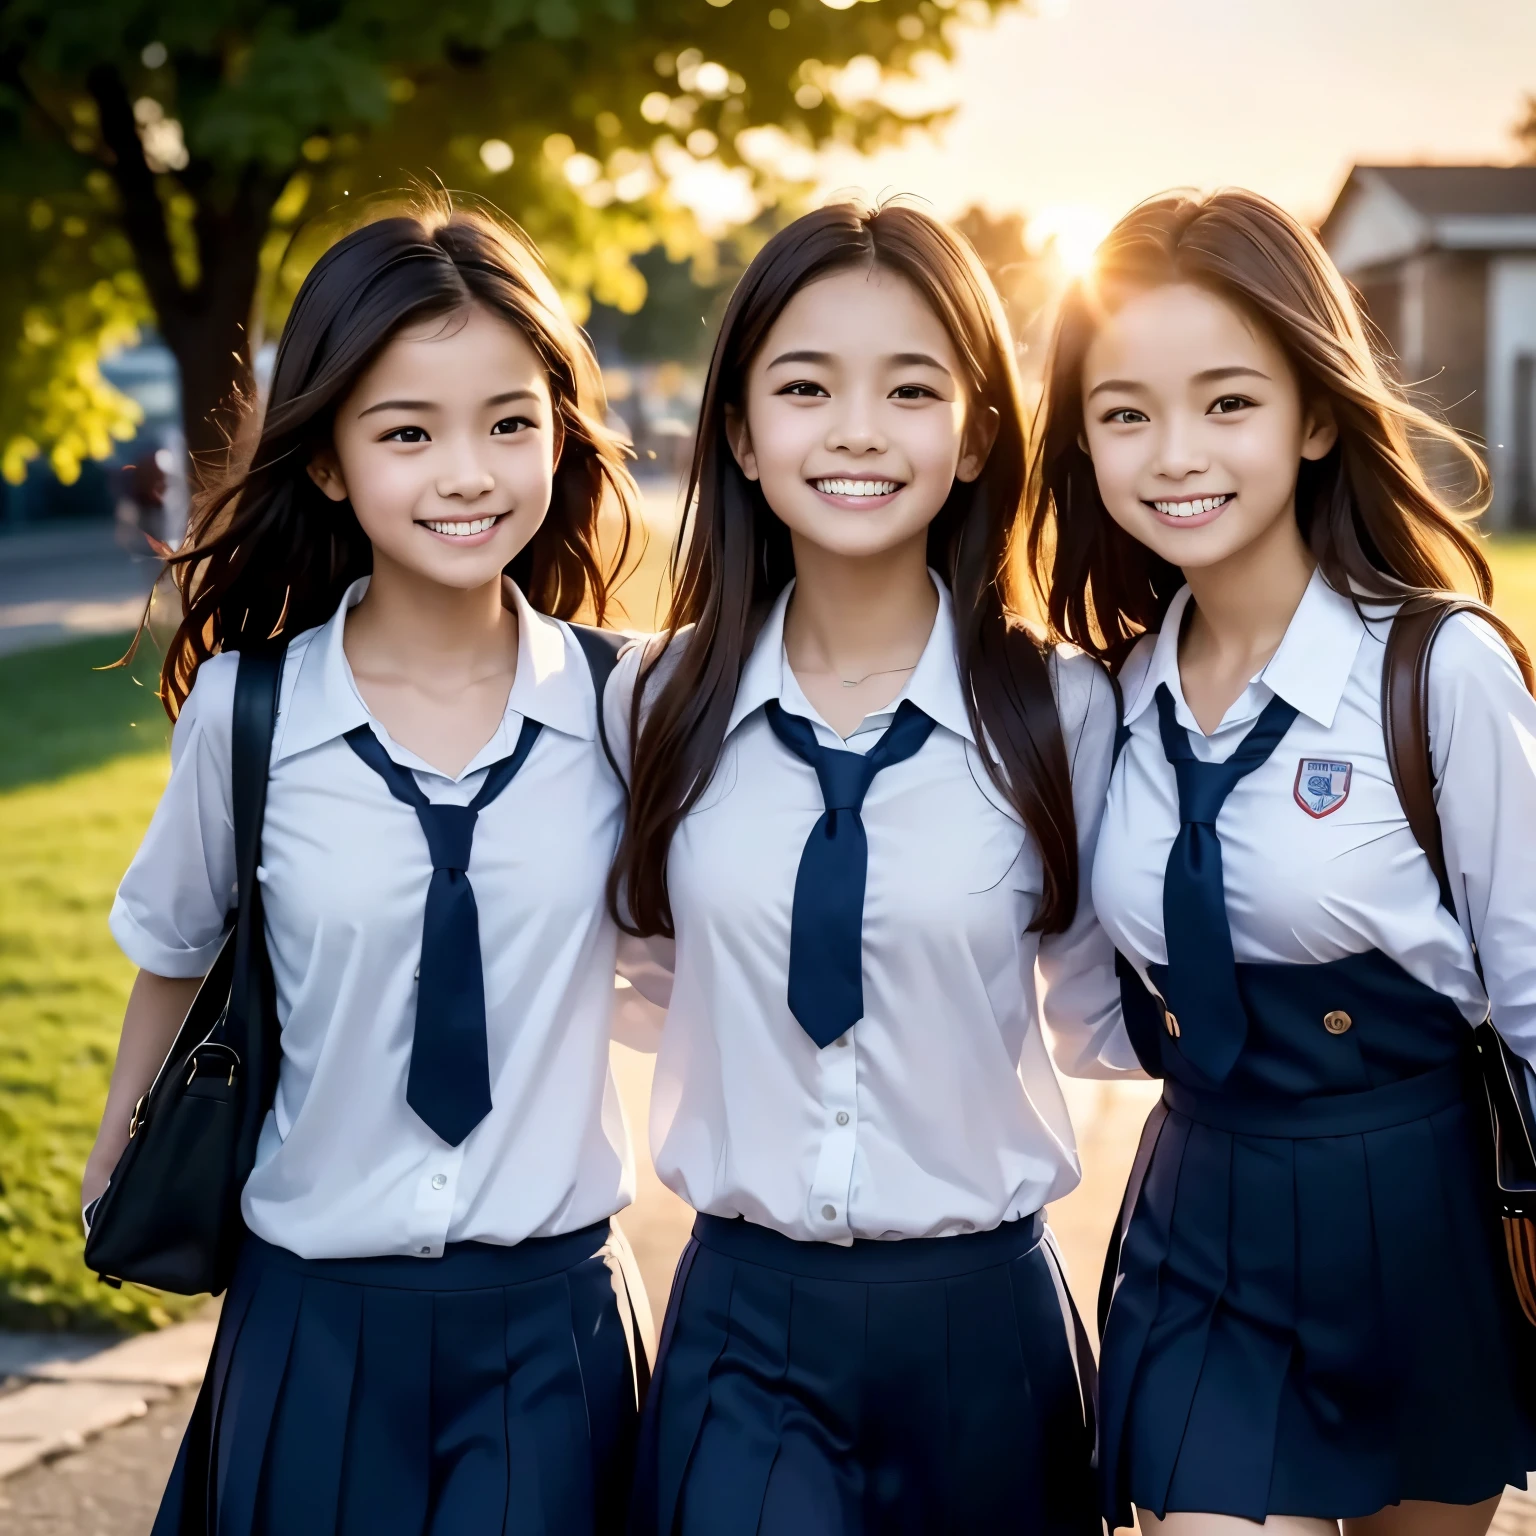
[1430, 613, 1536, 1069]
[82, 971, 203, 1211]
[87, 653, 242, 1213]
[1036, 650, 1147, 1079]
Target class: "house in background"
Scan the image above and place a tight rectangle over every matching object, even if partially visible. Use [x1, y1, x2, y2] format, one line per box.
[1319, 165, 1536, 529]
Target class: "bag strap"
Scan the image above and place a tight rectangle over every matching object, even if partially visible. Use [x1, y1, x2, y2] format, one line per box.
[568, 622, 627, 786]
[227, 648, 283, 1075]
[1381, 596, 1487, 920]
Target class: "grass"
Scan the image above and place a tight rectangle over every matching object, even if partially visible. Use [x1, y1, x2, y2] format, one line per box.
[0, 635, 194, 1331]
[1, 540, 1535, 1333]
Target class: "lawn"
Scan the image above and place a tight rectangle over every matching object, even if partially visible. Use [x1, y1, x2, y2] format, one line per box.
[3, 540, 1535, 1333]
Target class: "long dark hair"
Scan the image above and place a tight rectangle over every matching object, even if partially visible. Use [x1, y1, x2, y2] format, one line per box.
[613, 199, 1079, 940]
[148, 198, 636, 717]
[1026, 187, 1533, 682]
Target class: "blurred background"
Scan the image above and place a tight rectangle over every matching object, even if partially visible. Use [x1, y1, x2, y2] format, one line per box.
[3, 0, 1536, 1526]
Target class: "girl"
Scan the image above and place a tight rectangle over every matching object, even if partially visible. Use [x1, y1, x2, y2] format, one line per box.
[1028, 188, 1536, 1536]
[84, 204, 653, 1534]
[612, 199, 1141, 1536]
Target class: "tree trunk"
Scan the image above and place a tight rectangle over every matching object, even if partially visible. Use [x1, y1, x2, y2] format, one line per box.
[87, 65, 287, 491]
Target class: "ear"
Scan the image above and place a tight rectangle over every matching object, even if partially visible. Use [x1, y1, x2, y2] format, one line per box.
[1300, 398, 1338, 462]
[724, 404, 759, 482]
[307, 446, 349, 503]
[957, 405, 1001, 484]
[1076, 430, 1091, 457]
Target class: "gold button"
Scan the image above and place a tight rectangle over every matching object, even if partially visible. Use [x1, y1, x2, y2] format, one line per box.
[1164, 1010, 1181, 1038]
[1324, 1009, 1353, 1035]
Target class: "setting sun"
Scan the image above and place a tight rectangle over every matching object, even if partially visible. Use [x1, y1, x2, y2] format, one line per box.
[1030, 202, 1114, 275]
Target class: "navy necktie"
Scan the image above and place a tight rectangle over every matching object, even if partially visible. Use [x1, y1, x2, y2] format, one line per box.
[1153, 682, 1297, 1085]
[345, 720, 543, 1145]
[765, 699, 936, 1048]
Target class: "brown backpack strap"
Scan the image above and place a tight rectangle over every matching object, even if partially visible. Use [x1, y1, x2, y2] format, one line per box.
[1380, 596, 1487, 916]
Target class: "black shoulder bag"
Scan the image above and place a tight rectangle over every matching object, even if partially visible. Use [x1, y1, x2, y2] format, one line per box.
[1383, 596, 1536, 1327]
[85, 647, 284, 1297]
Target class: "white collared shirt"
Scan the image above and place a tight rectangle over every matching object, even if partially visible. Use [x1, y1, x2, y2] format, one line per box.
[111, 578, 640, 1259]
[610, 576, 1141, 1245]
[1094, 567, 1536, 1068]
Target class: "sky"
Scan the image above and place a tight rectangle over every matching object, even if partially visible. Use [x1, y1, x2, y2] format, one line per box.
[816, 0, 1536, 262]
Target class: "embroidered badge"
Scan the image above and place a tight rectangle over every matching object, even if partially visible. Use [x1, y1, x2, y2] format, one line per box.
[1293, 758, 1352, 818]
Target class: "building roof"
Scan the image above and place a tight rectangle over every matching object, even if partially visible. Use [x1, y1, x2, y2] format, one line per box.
[1351, 165, 1536, 219]
[1320, 165, 1536, 272]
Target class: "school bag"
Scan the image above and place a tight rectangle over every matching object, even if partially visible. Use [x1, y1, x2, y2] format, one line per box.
[1382, 595, 1536, 1326]
[84, 625, 626, 1298]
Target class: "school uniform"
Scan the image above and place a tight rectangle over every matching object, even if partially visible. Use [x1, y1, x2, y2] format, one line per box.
[111, 577, 652, 1536]
[612, 575, 1142, 1536]
[1094, 568, 1536, 1528]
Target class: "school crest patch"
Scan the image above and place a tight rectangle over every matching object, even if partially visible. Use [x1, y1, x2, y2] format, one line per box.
[1293, 758, 1352, 818]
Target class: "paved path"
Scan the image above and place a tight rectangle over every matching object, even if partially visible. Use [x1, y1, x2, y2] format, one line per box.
[0, 522, 164, 656]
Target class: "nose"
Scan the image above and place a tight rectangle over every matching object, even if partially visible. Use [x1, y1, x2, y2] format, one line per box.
[826, 388, 887, 456]
[435, 436, 496, 502]
[1152, 414, 1209, 481]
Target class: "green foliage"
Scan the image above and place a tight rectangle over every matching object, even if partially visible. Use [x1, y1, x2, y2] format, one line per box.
[0, 0, 1021, 469]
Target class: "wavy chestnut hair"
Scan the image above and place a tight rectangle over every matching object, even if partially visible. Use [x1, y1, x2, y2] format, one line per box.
[145, 200, 636, 716]
[1026, 187, 1532, 680]
[612, 198, 1080, 940]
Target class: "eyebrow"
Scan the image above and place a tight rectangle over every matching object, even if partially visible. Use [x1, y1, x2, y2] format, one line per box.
[764, 348, 953, 373]
[1086, 365, 1271, 402]
[357, 388, 540, 418]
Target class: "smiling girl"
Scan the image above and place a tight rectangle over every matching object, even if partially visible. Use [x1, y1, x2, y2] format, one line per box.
[84, 206, 652, 1535]
[1029, 189, 1536, 1536]
[613, 199, 1139, 1536]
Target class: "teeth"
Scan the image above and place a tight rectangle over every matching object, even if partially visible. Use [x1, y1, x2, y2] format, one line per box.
[1152, 495, 1231, 518]
[813, 478, 901, 498]
[423, 516, 498, 537]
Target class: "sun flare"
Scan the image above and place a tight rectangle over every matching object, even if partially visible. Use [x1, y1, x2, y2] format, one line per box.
[1031, 203, 1114, 276]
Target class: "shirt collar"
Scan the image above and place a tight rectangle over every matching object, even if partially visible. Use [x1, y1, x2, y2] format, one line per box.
[1122, 566, 1365, 732]
[724, 570, 975, 745]
[273, 575, 593, 768]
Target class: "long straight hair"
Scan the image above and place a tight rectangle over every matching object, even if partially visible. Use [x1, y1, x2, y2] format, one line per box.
[148, 200, 636, 717]
[1026, 187, 1532, 683]
[612, 199, 1080, 940]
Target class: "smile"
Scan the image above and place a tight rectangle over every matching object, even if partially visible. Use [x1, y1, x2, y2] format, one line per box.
[418, 514, 504, 538]
[810, 478, 904, 501]
[1147, 493, 1235, 520]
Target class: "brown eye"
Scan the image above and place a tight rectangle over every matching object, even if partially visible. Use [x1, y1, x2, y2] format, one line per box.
[1209, 396, 1253, 415]
[778, 380, 828, 397]
[382, 425, 430, 443]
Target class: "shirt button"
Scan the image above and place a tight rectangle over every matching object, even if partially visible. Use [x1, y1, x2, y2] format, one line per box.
[835, 1111, 850, 1126]
[836, 1036, 849, 1048]
[431, 1174, 447, 1190]
[1323, 1010, 1353, 1035]
[821, 1204, 837, 1220]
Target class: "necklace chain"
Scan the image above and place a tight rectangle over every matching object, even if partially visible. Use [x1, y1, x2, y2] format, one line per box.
[838, 661, 920, 689]
[796, 660, 922, 689]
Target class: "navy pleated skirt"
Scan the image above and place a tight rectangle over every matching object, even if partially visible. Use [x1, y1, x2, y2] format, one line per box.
[153, 1220, 649, 1536]
[1101, 951, 1536, 1528]
[632, 1211, 1098, 1536]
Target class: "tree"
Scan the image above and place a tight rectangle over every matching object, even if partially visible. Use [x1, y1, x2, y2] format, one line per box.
[0, 0, 1022, 485]
[951, 204, 1060, 378]
[1518, 93, 1536, 163]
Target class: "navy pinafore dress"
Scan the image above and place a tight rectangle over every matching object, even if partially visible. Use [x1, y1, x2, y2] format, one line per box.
[1098, 690, 1536, 1526]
